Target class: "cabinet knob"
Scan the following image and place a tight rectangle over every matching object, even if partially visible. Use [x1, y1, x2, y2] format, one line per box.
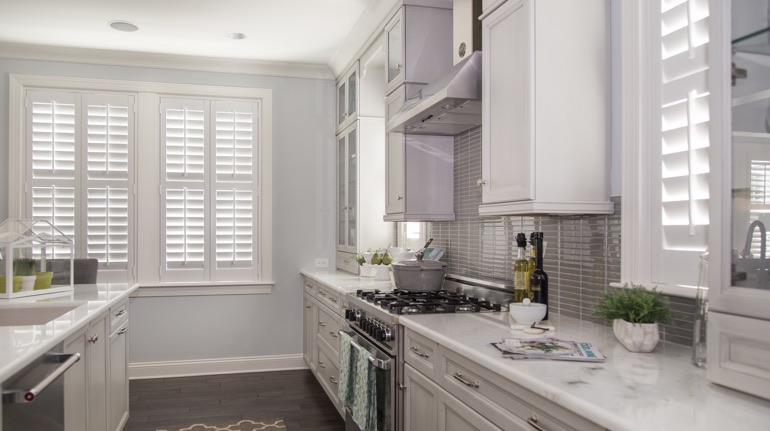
[397, 63, 402, 71]
[305, 305, 312, 309]
[398, 382, 407, 391]
[397, 195, 403, 201]
[476, 178, 486, 187]
[88, 335, 99, 343]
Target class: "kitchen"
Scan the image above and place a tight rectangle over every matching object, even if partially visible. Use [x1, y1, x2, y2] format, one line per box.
[0, 0, 770, 430]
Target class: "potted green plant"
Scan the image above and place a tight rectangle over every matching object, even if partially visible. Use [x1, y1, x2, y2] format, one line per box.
[13, 257, 37, 292]
[594, 284, 673, 353]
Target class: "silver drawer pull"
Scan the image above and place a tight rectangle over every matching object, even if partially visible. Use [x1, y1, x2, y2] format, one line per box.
[318, 361, 326, 369]
[118, 327, 127, 335]
[527, 414, 547, 431]
[114, 309, 126, 317]
[410, 346, 430, 359]
[330, 376, 338, 384]
[88, 335, 99, 343]
[330, 331, 338, 338]
[319, 291, 327, 297]
[305, 305, 312, 309]
[330, 297, 338, 303]
[453, 371, 480, 389]
[318, 321, 326, 327]
[306, 283, 313, 289]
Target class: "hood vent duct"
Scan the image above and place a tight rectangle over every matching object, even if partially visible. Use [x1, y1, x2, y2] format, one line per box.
[386, 51, 482, 136]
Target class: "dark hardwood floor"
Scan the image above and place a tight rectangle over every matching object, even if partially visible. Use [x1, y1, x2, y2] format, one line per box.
[125, 370, 345, 431]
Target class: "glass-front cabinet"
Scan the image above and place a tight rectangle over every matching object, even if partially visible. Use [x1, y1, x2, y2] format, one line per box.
[709, 0, 770, 401]
[337, 123, 358, 254]
[336, 62, 359, 132]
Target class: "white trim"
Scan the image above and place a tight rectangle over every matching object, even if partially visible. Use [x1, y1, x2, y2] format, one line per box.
[128, 354, 306, 380]
[130, 283, 274, 297]
[0, 42, 334, 80]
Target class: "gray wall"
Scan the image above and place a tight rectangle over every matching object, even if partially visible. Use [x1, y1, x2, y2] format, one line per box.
[0, 58, 336, 363]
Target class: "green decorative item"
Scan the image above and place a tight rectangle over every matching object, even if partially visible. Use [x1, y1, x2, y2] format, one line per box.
[355, 254, 366, 266]
[0, 275, 22, 293]
[371, 251, 382, 265]
[13, 258, 37, 292]
[34, 271, 54, 290]
[594, 284, 673, 324]
[594, 284, 673, 353]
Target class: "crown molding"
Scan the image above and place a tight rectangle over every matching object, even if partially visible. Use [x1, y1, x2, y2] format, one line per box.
[0, 42, 334, 80]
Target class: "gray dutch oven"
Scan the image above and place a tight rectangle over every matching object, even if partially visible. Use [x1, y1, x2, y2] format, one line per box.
[391, 255, 448, 292]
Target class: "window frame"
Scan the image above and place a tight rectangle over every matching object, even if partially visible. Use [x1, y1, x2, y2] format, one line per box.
[9, 75, 274, 294]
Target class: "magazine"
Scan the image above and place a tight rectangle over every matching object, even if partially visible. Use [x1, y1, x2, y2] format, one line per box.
[490, 337, 606, 362]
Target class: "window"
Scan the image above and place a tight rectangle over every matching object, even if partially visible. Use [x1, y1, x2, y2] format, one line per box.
[25, 90, 134, 282]
[9, 75, 273, 292]
[620, 0, 714, 296]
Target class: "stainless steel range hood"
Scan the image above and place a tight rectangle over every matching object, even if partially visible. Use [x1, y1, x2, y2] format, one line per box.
[386, 51, 482, 136]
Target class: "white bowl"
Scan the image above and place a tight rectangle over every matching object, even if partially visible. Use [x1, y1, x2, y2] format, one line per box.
[509, 302, 547, 325]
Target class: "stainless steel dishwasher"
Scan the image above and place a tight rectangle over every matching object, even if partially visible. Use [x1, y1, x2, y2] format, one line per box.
[2, 342, 81, 431]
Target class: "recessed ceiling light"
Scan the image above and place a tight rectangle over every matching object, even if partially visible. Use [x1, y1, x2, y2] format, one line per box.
[225, 32, 247, 40]
[109, 21, 139, 32]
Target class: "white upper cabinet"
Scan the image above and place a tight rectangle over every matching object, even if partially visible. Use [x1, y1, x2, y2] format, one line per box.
[384, 5, 452, 96]
[478, 0, 613, 216]
[336, 61, 359, 132]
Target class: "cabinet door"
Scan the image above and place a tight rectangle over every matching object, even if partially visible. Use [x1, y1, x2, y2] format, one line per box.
[481, 0, 533, 204]
[386, 133, 405, 214]
[337, 63, 359, 131]
[337, 131, 348, 250]
[109, 321, 129, 431]
[386, 8, 404, 90]
[346, 126, 358, 252]
[404, 364, 438, 431]
[64, 327, 88, 431]
[438, 387, 506, 431]
[337, 77, 347, 129]
[88, 314, 108, 431]
[303, 293, 317, 370]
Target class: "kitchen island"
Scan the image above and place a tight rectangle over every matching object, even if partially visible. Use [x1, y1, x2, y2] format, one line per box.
[399, 311, 770, 431]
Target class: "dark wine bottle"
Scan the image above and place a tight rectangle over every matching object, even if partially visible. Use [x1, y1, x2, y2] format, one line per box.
[529, 232, 549, 320]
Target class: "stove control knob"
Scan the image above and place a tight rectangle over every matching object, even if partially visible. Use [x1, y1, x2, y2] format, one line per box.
[382, 327, 392, 342]
[374, 328, 384, 341]
[345, 309, 353, 320]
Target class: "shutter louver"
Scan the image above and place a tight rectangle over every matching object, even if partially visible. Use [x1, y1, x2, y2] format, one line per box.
[654, 0, 711, 286]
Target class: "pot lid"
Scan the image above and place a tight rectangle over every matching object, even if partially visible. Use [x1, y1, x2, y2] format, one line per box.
[392, 259, 447, 271]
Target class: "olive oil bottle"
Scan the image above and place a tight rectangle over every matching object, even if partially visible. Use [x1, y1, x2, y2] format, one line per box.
[529, 232, 549, 320]
[513, 233, 529, 302]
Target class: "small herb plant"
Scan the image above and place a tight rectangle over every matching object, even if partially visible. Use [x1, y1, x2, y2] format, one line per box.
[594, 284, 673, 324]
[13, 258, 37, 276]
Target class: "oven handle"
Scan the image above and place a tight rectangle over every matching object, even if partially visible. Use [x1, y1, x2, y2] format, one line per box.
[339, 330, 393, 371]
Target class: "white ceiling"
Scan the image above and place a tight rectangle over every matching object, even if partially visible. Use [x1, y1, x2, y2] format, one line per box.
[0, 0, 375, 67]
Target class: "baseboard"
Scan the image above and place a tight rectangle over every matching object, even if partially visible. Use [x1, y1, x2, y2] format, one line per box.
[129, 354, 307, 380]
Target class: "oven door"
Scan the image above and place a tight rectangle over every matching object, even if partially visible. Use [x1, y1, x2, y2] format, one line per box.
[341, 327, 396, 431]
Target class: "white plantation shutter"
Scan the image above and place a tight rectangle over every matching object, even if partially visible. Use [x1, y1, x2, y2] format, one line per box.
[160, 98, 259, 282]
[653, 0, 712, 287]
[24, 91, 135, 278]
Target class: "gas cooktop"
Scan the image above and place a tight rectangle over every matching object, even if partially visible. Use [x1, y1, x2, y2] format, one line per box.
[355, 287, 505, 315]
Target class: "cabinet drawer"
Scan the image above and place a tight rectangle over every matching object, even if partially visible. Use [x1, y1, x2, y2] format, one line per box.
[303, 277, 317, 298]
[405, 329, 438, 379]
[109, 299, 128, 333]
[317, 283, 343, 315]
[337, 251, 359, 275]
[439, 348, 602, 431]
[316, 344, 341, 406]
[316, 304, 342, 362]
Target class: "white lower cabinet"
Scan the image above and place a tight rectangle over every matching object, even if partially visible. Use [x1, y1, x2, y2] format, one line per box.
[64, 312, 108, 431]
[303, 292, 317, 371]
[64, 299, 131, 431]
[404, 363, 502, 431]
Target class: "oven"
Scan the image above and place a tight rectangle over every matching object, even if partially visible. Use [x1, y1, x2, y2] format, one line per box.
[341, 277, 512, 431]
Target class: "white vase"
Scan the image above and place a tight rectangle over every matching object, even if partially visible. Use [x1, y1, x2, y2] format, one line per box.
[612, 318, 660, 353]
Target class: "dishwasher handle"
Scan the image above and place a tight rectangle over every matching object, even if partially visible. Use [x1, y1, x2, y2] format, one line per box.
[2, 352, 81, 404]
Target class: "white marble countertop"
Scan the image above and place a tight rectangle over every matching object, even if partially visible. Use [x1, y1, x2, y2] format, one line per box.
[0, 283, 138, 382]
[399, 311, 770, 431]
[300, 268, 394, 294]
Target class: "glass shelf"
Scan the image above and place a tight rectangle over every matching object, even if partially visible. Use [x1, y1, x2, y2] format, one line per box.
[733, 25, 770, 56]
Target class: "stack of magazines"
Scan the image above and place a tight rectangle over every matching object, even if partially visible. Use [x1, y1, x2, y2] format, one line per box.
[491, 337, 606, 362]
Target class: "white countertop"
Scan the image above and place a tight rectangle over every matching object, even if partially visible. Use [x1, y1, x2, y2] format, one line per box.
[399, 311, 770, 431]
[300, 268, 394, 294]
[0, 283, 138, 382]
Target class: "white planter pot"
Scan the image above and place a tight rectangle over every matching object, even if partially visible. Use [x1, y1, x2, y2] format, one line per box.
[612, 319, 660, 353]
[19, 275, 36, 292]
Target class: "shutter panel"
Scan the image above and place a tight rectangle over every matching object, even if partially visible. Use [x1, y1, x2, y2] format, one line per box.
[163, 99, 205, 181]
[84, 94, 133, 272]
[165, 188, 206, 267]
[653, 0, 712, 287]
[211, 100, 258, 280]
[31, 186, 76, 258]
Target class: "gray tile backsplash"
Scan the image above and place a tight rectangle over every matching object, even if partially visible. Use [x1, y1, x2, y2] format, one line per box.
[424, 126, 695, 345]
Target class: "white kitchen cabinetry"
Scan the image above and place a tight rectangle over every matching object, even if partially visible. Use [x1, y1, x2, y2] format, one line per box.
[384, 133, 454, 222]
[384, 4, 452, 96]
[402, 328, 602, 431]
[64, 312, 108, 431]
[336, 119, 391, 273]
[108, 300, 130, 431]
[478, 0, 613, 216]
[303, 279, 317, 371]
[336, 61, 359, 132]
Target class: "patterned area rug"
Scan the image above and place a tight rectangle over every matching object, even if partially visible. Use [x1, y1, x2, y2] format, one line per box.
[156, 418, 286, 431]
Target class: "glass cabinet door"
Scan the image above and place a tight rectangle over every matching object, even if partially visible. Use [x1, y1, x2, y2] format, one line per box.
[347, 126, 358, 250]
[386, 10, 404, 86]
[337, 132, 346, 248]
[347, 69, 357, 121]
[337, 80, 346, 128]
